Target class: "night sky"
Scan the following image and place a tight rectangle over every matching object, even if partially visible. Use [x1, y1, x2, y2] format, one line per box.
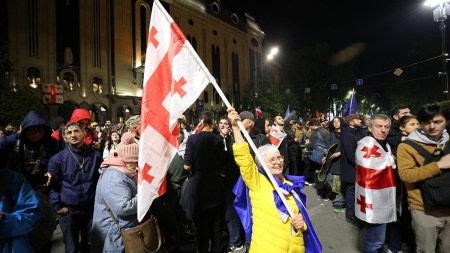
[228, 0, 442, 74]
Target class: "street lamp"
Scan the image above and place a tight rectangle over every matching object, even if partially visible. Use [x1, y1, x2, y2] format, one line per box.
[264, 46, 281, 86]
[266, 46, 279, 61]
[425, 0, 450, 100]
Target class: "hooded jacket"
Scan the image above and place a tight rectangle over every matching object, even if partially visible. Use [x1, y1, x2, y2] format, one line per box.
[8, 111, 60, 189]
[0, 169, 41, 253]
[51, 109, 98, 145]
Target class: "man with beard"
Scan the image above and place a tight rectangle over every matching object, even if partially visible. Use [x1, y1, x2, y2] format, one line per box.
[340, 114, 363, 226]
[239, 111, 270, 158]
[273, 115, 290, 173]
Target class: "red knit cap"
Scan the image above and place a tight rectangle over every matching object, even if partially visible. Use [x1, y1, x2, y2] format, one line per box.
[116, 132, 138, 162]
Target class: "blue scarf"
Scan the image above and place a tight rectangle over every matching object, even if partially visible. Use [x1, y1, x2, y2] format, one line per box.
[233, 167, 322, 253]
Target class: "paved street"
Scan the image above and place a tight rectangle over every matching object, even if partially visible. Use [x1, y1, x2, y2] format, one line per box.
[51, 184, 364, 253]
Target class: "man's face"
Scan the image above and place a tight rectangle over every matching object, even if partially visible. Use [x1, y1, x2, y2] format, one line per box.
[5, 124, 14, 135]
[105, 120, 111, 127]
[241, 119, 253, 131]
[79, 119, 90, 128]
[369, 118, 390, 141]
[394, 108, 412, 121]
[64, 125, 85, 147]
[265, 120, 271, 134]
[363, 115, 371, 126]
[420, 114, 448, 141]
[274, 116, 284, 126]
[25, 125, 46, 143]
[219, 119, 230, 135]
[350, 118, 362, 128]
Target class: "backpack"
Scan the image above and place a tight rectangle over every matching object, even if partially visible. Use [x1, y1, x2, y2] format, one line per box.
[309, 131, 328, 165]
[403, 140, 450, 208]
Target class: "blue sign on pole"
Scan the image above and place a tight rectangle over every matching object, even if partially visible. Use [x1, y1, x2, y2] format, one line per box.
[356, 79, 364, 86]
[330, 83, 337, 91]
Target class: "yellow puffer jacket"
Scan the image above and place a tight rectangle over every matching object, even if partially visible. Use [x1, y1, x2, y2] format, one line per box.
[233, 143, 306, 253]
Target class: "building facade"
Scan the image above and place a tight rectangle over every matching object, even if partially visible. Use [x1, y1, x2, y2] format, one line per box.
[2, 0, 264, 124]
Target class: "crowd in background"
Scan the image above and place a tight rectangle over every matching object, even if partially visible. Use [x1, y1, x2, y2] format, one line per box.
[1, 102, 450, 253]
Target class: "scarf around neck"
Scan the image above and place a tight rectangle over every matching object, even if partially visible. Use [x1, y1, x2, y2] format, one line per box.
[408, 129, 449, 149]
[101, 154, 137, 180]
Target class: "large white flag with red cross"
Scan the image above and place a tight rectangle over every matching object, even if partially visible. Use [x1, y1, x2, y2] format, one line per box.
[355, 136, 397, 224]
[137, 0, 214, 221]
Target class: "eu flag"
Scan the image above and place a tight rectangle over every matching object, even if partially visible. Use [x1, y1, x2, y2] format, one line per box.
[343, 93, 357, 117]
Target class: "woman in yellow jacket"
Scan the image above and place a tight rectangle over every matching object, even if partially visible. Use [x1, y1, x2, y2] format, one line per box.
[228, 108, 321, 253]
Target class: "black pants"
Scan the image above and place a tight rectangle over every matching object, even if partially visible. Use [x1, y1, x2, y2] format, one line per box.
[195, 206, 224, 253]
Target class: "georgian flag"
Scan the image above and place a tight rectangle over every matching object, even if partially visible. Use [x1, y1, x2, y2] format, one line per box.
[268, 127, 286, 148]
[138, 0, 213, 221]
[42, 83, 64, 104]
[355, 136, 397, 224]
[255, 107, 263, 119]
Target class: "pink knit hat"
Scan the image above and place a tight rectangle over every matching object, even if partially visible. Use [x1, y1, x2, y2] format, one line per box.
[116, 132, 139, 162]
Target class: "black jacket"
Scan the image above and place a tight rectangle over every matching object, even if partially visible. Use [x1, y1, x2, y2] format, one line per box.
[340, 126, 362, 183]
[9, 111, 60, 191]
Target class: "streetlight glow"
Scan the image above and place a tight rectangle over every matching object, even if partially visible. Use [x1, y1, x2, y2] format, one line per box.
[270, 47, 279, 56]
[266, 46, 280, 62]
[424, 0, 450, 7]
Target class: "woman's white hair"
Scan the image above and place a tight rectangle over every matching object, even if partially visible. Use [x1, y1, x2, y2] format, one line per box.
[255, 144, 280, 167]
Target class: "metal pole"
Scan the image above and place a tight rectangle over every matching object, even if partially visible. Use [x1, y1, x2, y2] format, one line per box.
[440, 3, 449, 100]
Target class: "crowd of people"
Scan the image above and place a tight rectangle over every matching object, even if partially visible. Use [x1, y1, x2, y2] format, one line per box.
[1, 102, 450, 253]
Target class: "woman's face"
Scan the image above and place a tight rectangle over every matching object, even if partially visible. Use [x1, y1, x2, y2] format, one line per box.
[125, 162, 138, 171]
[111, 132, 120, 141]
[401, 118, 420, 135]
[333, 118, 341, 129]
[265, 152, 284, 176]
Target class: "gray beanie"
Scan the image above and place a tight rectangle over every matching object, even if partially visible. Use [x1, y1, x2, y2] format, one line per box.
[239, 111, 255, 122]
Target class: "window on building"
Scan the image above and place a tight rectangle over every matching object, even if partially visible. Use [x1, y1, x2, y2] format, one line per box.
[27, 67, 41, 89]
[187, 35, 197, 51]
[92, 77, 103, 94]
[211, 44, 221, 84]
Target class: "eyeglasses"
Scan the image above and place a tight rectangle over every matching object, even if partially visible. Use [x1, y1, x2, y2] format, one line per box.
[266, 156, 284, 164]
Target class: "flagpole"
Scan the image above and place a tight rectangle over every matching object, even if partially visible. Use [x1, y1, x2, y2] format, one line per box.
[349, 88, 354, 114]
[154, 0, 295, 217]
[187, 47, 295, 217]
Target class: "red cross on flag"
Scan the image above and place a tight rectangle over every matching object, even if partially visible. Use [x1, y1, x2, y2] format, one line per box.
[137, 0, 214, 221]
[355, 136, 397, 224]
[42, 83, 64, 104]
[268, 127, 286, 148]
